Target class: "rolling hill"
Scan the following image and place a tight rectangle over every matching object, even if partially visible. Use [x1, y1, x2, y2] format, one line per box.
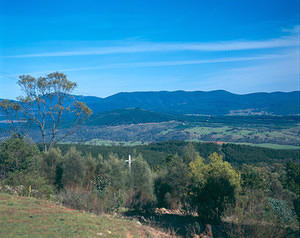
[2, 90, 299, 117]
[85, 108, 176, 126]
[1, 90, 299, 146]
[72, 90, 300, 115]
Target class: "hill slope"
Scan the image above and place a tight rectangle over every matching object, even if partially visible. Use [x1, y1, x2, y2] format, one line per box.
[85, 108, 176, 126]
[0, 193, 169, 238]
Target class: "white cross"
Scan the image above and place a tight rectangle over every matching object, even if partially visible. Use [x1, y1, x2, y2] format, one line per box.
[125, 154, 132, 171]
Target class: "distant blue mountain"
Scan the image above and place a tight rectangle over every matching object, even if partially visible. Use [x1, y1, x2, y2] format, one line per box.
[2, 90, 299, 116]
[71, 90, 300, 116]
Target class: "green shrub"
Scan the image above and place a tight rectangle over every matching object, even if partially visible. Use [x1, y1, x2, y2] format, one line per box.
[61, 147, 86, 188]
[154, 154, 190, 209]
[189, 152, 241, 223]
[41, 147, 63, 186]
[265, 197, 297, 224]
[127, 154, 155, 210]
[0, 135, 40, 179]
[3, 171, 54, 198]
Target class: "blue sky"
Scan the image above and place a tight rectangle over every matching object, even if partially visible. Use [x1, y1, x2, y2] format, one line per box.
[0, 0, 299, 99]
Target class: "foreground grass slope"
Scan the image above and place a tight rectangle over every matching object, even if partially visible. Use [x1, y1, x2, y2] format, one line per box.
[0, 193, 167, 238]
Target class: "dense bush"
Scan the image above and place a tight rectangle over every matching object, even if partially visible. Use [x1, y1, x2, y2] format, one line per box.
[0, 135, 40, 179]
[189, 152, 241, 223]
[154, 154, 190, 209]
[127, 154, 155, 209]
[61, 147, 86, 188]
[41, 147, 63, 189]
[0, 136, 54, 198]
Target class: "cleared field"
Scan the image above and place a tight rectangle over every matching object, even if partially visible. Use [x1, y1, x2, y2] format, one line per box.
[183, 124, 300, 146]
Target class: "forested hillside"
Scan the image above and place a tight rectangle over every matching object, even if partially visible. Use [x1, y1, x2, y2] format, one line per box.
[72, 90, 300, 115]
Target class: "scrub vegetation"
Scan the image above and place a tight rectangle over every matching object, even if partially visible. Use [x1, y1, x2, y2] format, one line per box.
[0, 136, 299, 237]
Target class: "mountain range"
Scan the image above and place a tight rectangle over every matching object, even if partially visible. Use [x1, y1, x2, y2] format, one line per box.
[70, 90, 299, 116]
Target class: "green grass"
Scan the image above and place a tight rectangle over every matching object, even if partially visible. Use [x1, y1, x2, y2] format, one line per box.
[0, 193, 164, 238]
[234, 142, 300, 150]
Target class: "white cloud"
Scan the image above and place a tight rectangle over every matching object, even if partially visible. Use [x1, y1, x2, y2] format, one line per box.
[7, 36, 299, 58]
[2, 52, 291, 77]
[196, 51, 299, 93]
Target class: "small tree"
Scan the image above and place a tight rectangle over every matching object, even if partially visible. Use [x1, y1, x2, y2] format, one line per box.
[0, 134, 40, 179]
[0, 72, 92, 151]
[189, 152, 241, 223]
[128, 154, 155, 209]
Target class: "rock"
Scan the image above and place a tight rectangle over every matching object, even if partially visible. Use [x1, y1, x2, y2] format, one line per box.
[136, 221, 142, 226]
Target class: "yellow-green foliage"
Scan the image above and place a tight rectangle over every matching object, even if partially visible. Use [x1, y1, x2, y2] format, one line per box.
[189, 152, 241, 191]
[188, 152, 241, 223]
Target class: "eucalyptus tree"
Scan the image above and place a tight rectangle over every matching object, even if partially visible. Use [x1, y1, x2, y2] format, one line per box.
[0, 72, 92, 151]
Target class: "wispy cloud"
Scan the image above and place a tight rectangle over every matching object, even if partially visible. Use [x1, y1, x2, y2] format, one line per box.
[196, 53, 299, 93]
[282, 25, 300, 34]
[60, 52, 291, 72]
[1, 52, 290, 77]
[7, 36, 299, 58]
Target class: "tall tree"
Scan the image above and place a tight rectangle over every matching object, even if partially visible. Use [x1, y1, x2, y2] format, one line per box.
[0, 72, 92, 151]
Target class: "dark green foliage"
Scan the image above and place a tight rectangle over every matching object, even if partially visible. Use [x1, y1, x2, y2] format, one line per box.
[61, 147, 86, 188]
[241, 165, 268, 191]
[155, 155, 190, 209]
[5, 171, 54, 198]
[284, 162, 300, 196]
[128, 155, 155, 209]
[55, 164, 64, 190]
[102, 153, 127, 191]
[283, 162, 300, 224]
[41, 148, 63, 187]
[0, 136, 54, 198]
[293, 197, 300, 223]
[92, 174, 111, 195]
[221, 143, 299, 166]
[224, 191, 299, 238]
[266, 197, 297, 224]
[0, 135, 40, 179]
[56, 141, 299, 169]
[195, 177, 236, 223]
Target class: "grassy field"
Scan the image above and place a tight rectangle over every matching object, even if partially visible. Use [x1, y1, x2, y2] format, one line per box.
[234, 142, 300, 150]
[0, 193, 169, 238]
[182, 124, 300, 146]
